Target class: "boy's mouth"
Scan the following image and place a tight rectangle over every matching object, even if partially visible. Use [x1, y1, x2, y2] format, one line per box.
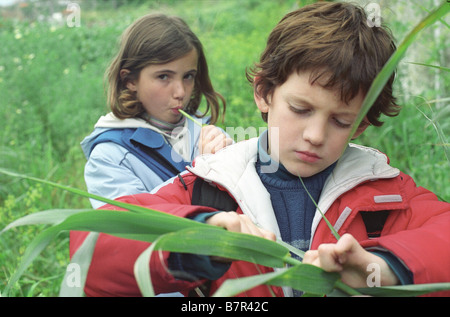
[295, 151, 321, 163]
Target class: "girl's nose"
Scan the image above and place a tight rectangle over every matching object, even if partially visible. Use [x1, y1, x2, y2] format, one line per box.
[173, 80, 186, 100]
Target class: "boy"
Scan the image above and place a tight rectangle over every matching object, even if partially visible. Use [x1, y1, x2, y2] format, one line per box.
[70, 2, 450, 296]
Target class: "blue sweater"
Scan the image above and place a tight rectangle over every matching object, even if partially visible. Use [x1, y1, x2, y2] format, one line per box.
[256, 139, 335, 256]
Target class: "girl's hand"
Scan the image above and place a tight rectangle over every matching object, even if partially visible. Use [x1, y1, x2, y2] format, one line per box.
[199, 125, 233, 154]
[302, 233, 399, 288]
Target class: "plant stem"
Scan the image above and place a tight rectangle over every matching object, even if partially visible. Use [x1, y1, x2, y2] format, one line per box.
[283, 254, 302, 266]
[335, 280, 363, 296]
[179, 109, 204, 127]
[298, 176, 340, 240]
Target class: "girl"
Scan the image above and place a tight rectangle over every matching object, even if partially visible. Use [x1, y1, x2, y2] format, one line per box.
[80, 13, 232, 209]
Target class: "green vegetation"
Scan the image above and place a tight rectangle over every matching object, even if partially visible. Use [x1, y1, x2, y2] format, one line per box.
[0, 0, 448, 296]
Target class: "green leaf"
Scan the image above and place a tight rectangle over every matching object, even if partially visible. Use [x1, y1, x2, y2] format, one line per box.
[213, 269, 289, 297]
[2, 225, 62, 296]
[59, 232, 99, 297]
[134, 236, 161, 297]
[213, 264, 341, 297]
[269, 264, 341, 295]
[179, 109, 205, 127]
[0, 209, 92, 235]
[3, 208, 293, 296]
[348, 2, 450, 141]
[298, 176, 340, 241]
[133, 227, 293, 297]
[0, 168, 167, 215]
[150, 227, 290, 267]
[276, 239, 305, 259]
[406, 61, 450, 72]
[357, 282, 450, 297]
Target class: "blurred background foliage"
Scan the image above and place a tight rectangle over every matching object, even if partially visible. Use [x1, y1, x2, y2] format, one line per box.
[0, 0, 448, 296]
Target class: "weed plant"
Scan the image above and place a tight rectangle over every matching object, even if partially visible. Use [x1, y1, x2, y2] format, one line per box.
[0, 0, 448, 296]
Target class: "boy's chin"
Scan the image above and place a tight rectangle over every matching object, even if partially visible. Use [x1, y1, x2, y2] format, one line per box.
[285, 164, 324, 179]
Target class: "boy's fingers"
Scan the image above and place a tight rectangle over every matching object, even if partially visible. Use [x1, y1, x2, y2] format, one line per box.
[302, 250, 319, 264]
[317, 243, 344, 271]
[206, 212, 275, 241]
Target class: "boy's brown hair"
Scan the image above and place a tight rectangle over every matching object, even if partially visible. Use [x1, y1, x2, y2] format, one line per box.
[248, 2, 400, 126]
[106, 14, 225, 124]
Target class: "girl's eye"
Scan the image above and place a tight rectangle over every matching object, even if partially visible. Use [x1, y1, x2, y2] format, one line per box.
[158, 74, 169, 80]
[184, 72, 196, 80]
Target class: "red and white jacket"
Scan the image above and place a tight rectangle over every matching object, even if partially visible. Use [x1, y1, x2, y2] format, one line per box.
[70, 138, 450, 297]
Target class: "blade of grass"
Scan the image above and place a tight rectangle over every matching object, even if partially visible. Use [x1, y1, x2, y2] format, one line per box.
[0, 209, 92, 235]
[134, 235, 163, 297]
[59, 232, 99, 297]
[406, 61, 450, 72]
[276, 239, 305, 260]
[213, 264, 342, 297]
[134, 227, 295, 297]
[140, 226, 292, 268]
[2, 225, 62, 296]
[179, 109, 205, 127]
[357, 282, 450, 297]
[3, 208, 294, 296]
[212, 269, 290, 297]
[0, 168, 168, 215]
[348, 2, 450, 141]
[298, 176, 340, 241]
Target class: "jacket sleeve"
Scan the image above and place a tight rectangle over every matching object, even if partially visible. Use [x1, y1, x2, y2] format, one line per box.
[375, 172, 450, 289]
[70, 172, 219, 297]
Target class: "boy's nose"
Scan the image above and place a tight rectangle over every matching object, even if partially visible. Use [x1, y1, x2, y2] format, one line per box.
[303, 119, 326, 146]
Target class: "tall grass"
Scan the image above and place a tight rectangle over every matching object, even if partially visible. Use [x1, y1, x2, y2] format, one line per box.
[0, 0, 448, 296]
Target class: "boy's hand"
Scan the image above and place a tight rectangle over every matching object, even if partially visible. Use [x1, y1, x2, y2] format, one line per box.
[206, 211, 276, 241]
[199, 125, 233, 154]
[302, 233, 399, 288]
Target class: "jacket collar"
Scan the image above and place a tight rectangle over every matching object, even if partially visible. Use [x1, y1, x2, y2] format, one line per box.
[187, 137, 400, 240]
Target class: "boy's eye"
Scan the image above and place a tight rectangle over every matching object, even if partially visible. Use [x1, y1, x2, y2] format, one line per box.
[333, 118, 352, 128]
[158, 74, 169, 80]
[289, 106, 309, 114]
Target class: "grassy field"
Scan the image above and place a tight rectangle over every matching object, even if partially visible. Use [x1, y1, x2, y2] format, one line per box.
[0, 0, 448, 296]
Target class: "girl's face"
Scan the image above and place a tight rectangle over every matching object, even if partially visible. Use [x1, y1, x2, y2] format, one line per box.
[255, 70, 367, 178]
[126, 49, 198, 124]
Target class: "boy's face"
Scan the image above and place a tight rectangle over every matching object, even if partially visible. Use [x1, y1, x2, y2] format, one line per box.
[255, 70, 367, 177]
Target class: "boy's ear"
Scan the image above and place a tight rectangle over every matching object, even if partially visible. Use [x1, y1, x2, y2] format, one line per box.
[254, 88, 270, 113]
[351, 119, 369, 139]
[120, 69, 137, 91]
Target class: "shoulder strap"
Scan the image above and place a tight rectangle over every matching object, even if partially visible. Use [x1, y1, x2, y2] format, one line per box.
[191, 178, 238, 212]
[360, 210, 390, 238]
[90, 128, 189, 181]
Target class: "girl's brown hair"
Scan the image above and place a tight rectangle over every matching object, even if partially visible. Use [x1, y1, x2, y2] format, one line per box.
[105, 14, 225, 124]
[248, 2, 400, 126]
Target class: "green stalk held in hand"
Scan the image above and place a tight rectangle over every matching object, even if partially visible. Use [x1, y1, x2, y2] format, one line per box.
[178, 109, 206, 127]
